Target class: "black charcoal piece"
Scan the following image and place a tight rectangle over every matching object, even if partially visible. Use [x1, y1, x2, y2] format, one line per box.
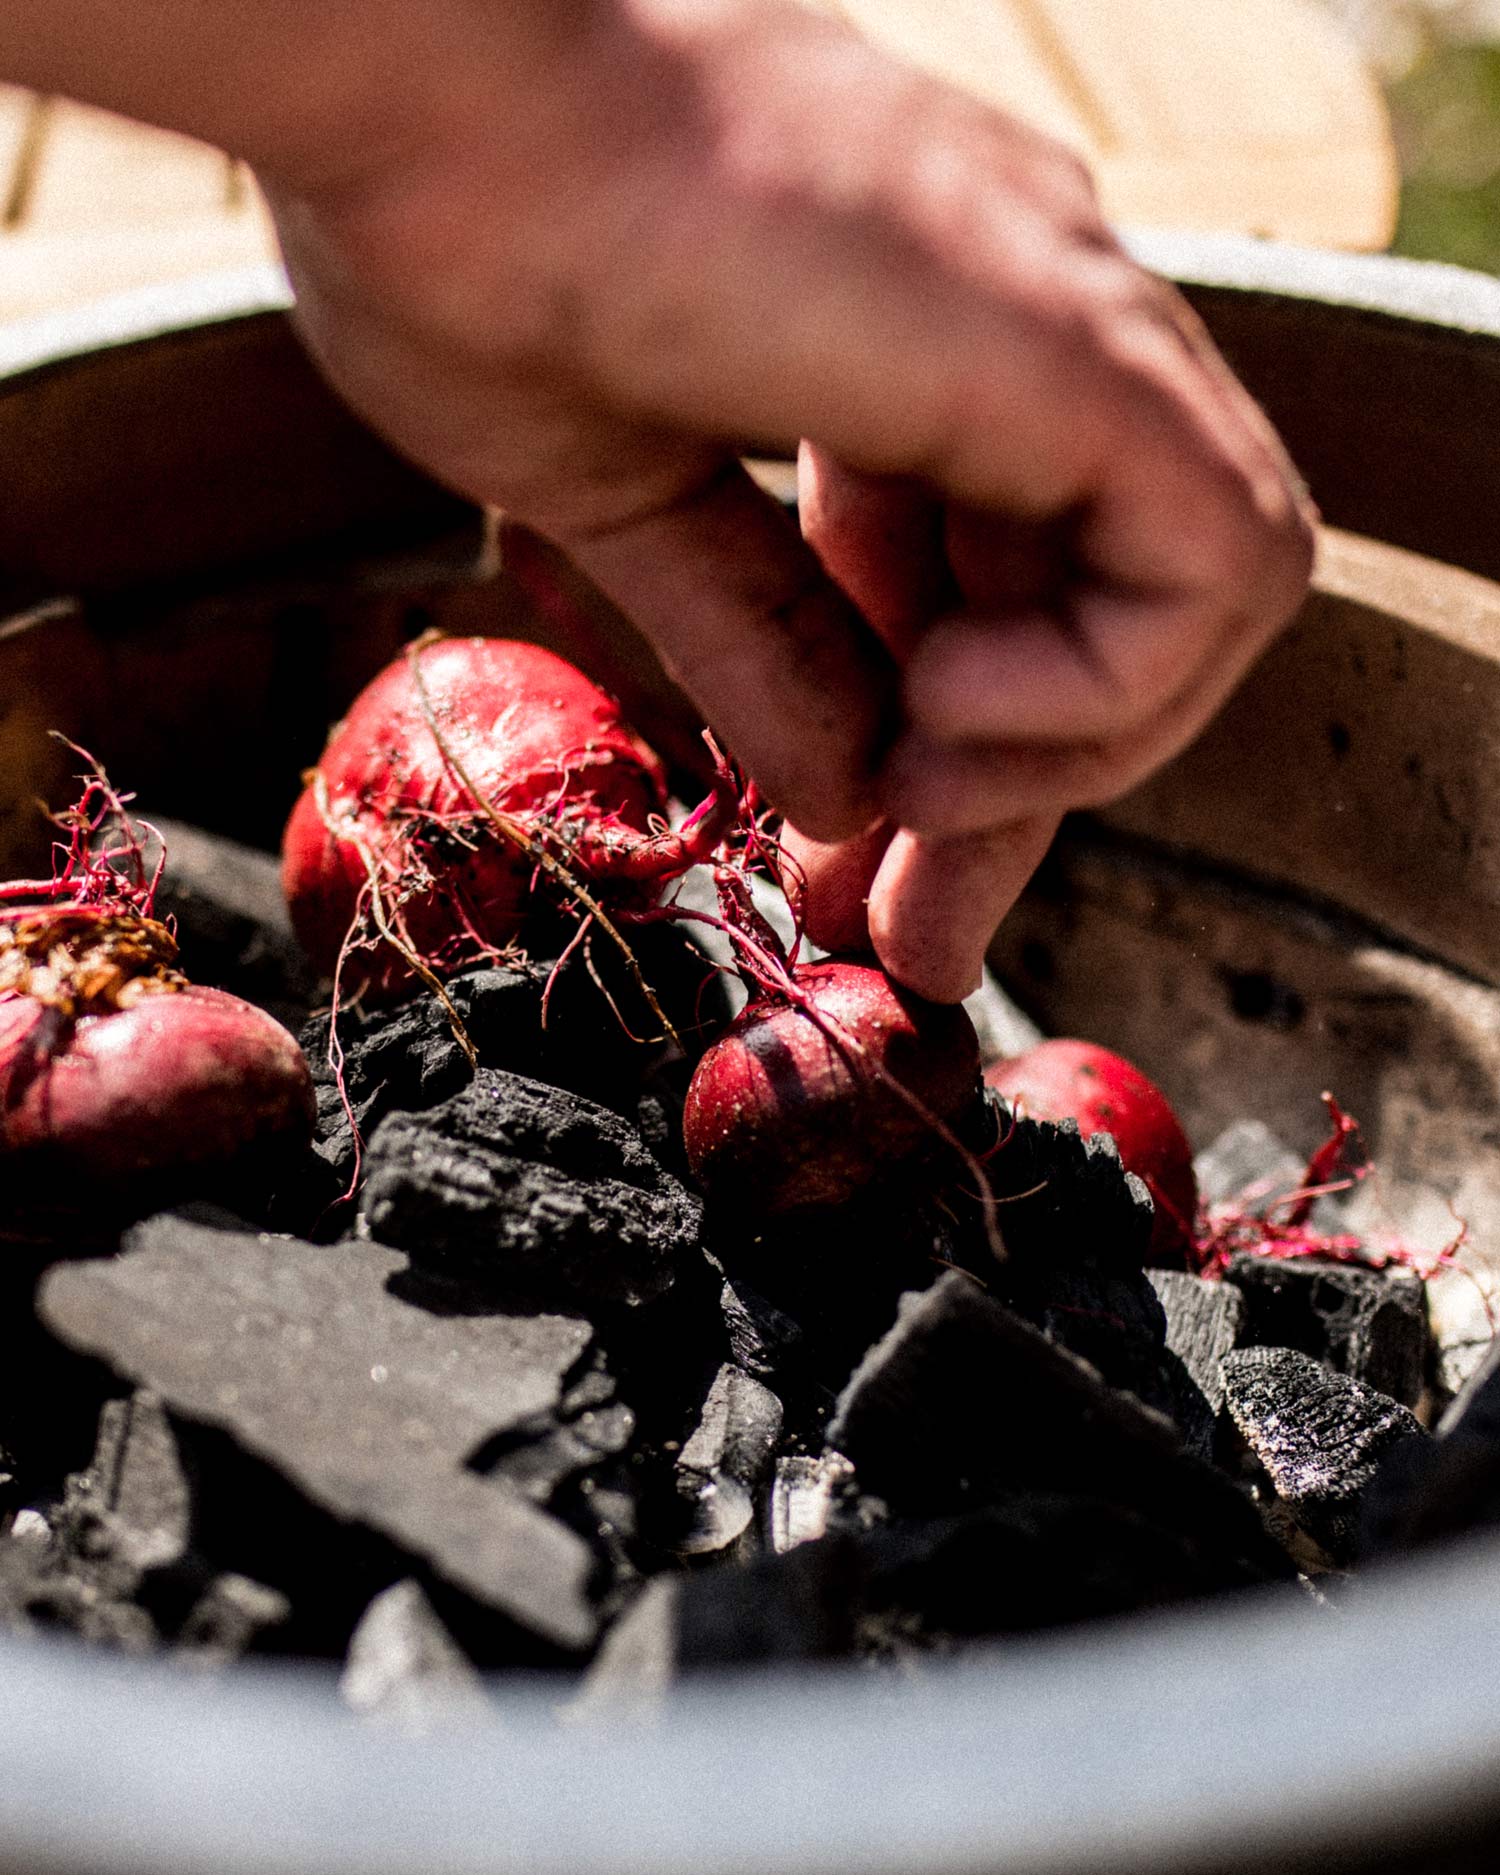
[1003, 1259, 1176, 1424]
[467, 1356, 635, 1506]
[1221, 1346, 1428, 1564]
[340, 1579, 493, 1725]
[1224, 1254, 1427, 1405]
[144, 817, 316, 1027]
[671, 1364, 784, 1557]
[770, 1453, 855, 1554]
[578, 1534, 860, 1704]
[1364, 1333, 1500, 1553]
[359, 1070, 700, 1307]
[1194, 1120, 1306, 1212]
[983, 1111, 1155, 1273]
[1148, 1273, 1246, 1418]
[856, 1493, 1275, 1648]
[40, 1214, 603, 1652]
[719, 1277, 804, 1383]
[1143, 1271, 1246, 1461]
[829, 1273, 1289, 1585]
[59, 1390, 193, 1578]
[679, 1365, 783, 1489]
[175, 1573, 291, 1666]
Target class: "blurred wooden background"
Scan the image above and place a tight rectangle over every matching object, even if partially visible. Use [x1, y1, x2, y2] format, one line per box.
[0, 0, 1397, 327]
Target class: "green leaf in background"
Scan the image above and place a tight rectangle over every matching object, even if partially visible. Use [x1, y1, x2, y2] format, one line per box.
[1390, 40, 1500, 273]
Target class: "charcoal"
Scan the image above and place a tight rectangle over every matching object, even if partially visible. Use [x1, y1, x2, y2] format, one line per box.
[340, 1579, 493, 1725]
[1364, 1333, 1500, 1552]
[856, 1494, 1279, 1649]
[359, 1070, 700, 1307]
[1224, 1254, 1428, 1405]
[144, 817, 315, 1028]
[1003, 1257, 1176, 1424]
[982, 1109, 1155, 1274]
[963, 967, 1045, 1066]
[57, 1391, 193, 1581]
[1194, 1120, 1306, 1212]
[1149, 1273, 1246, 1417]
[0, 1529, 158, 1652]
[40, 1214, 606, 1653]
[670, 1364, 783, 1558]
[175, 1573, 291, 1666]
[828, 1273, 1290, 1585]
[468, 1357, 635, 1506]
[1146, 1270, 1247, 1457]
[579, 1534, 860, 1703]
[770, 1453, 855, 1554]
[298, 923, 728, 1190]
[1221, 1346, 1428, 1564]
[719, 1277, 805, 1384]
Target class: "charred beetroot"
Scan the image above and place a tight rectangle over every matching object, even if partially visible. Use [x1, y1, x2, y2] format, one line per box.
[683, 959, 983, 1213]
[985, 1040, 1197, 1266]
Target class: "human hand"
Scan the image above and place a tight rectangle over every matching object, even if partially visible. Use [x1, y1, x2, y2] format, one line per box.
[260, 0, 1315, 1000]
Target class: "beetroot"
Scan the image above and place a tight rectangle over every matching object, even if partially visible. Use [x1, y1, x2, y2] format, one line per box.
[984, 1040, 1197, 1266]
[283, 637, 727, 1000]
[0, 766, 314, 1229]
[683, 959, 983, 1212]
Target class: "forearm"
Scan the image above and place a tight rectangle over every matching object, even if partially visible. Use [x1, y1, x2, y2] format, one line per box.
[0, 0, 597, 187]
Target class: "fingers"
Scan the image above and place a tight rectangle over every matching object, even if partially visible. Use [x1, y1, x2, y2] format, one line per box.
[867, 819, 1061, 1003]
[796, 444, 949, 658]
[560, 457, 898, 844]
[779, 819, 893, 954]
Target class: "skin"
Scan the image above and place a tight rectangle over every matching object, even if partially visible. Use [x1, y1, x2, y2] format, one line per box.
[3, 0, 1316, 999]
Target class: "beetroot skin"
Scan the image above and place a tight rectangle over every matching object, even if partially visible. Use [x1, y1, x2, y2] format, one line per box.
[0, 983, 313, 1186]
[683, 959, 983, 1212]
[0, 903, 313, 1221]
[985, 1040, 1197, 1265]
[282, 638, 670, 996]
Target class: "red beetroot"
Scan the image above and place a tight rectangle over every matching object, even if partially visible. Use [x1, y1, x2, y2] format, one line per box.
[282, 638, 691, 998]
[984, 1040, 1197, 1266]
[0, 904, 314, 1223]
[683, 959, 983, 1212]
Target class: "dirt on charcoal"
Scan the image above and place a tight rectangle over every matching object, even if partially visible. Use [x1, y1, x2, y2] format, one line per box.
[1, 815, 1492, 1704]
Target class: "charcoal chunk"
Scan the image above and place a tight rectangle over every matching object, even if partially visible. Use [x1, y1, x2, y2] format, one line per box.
[719, 1278, 804, 1384]
[1364, 1333, 1500, 1552]
[1225, 1254, 1427, 1405]
[467, 1356, 635, 1506]
[360, 1070, 700, 1307]
[671, 1364, 784, 1557]
[856, 1494, 1275, 1648]
[829, 1273, 1289, 1584]
[340, 1579, 492, 1725]
[984, 1110, 1155, 1273]
[770, 1453, 855, 1553]
[1221, 1346, 1428, 1563]
[1004, 1259, 1175, 1423]
[175, 1573, 291, 1666]
[579, 1534, 860, 1704]
[1149, 1273, 1246, 1418]
[40, 1214, 603, 1652]
[57, 1390, 193, 1585]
